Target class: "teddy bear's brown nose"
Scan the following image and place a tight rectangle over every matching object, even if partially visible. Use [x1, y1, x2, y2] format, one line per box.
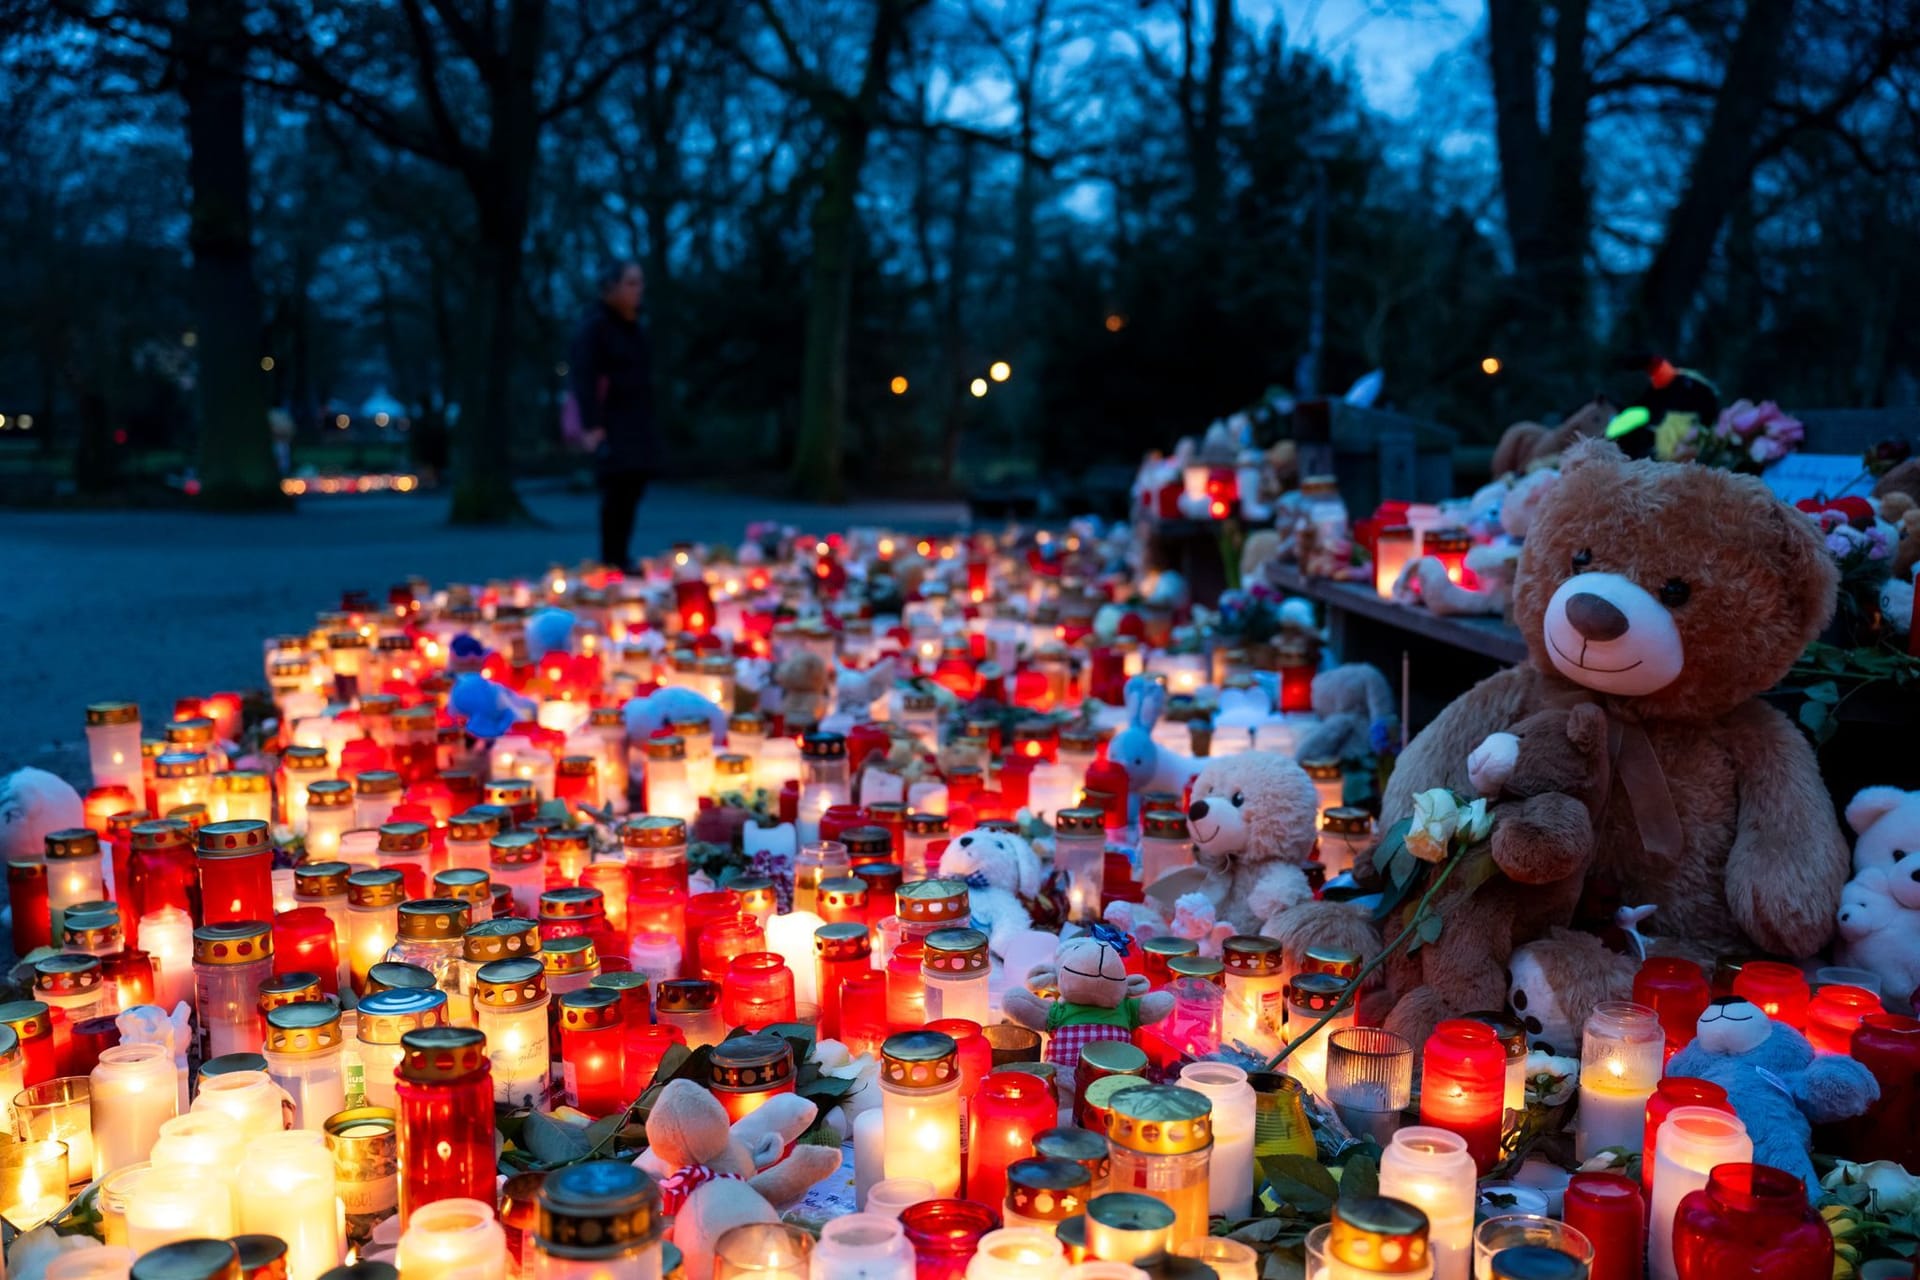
[1566, 591, 1630, 642]
[1188, 799, 1210, 822]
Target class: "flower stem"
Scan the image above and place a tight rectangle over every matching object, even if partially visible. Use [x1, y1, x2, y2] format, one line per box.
[1263, 848, 1469, 1071]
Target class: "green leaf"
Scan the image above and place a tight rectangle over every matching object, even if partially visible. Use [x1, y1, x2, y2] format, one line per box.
[1798, 701, 1832, 733]
[1228, 1219, 1288, 1243]
[1807, 680, 1842, 705]
[1338, 1154, 1380, 1203]
[1416, 915, 1445, 945]
[1260, 1154, 1338, 1215]
[585, 1113, 628, 1150]
[523, 1110, 595, 1165]
[1263, 1249, 1307, 1280]
[798, 1075, 856, 1102]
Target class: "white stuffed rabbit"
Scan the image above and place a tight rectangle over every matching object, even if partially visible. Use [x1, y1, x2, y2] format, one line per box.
[1106, 675, 1202, 817]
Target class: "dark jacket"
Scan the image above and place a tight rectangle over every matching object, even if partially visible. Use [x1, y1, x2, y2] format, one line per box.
[569, 303, 656, 467]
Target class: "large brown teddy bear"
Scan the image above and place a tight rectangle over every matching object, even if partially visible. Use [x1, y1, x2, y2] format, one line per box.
[1284, 439, 1849, 1035]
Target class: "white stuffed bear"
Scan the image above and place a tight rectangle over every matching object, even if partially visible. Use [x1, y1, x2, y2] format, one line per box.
[0, 768, 84, 863]
[1136, 751, 1318, 936]
[1837, 867, 1920, 1006]
[622, 685, 728, 746]
[935, 826, 1045, 957]
[1846, 786, 1920, 906]
[821, 655, 902, 735]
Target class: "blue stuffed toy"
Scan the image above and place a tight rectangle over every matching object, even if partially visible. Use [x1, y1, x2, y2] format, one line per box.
[1664, 996, 1879, 1197]
[448, 672, 535, 740]
[525, 608, 577, 662]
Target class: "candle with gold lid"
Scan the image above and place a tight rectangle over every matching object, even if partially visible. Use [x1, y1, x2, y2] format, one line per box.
[323, 1105, 397, 1251]
[445, 809, 504, 874]
[1285, 971, 1353, 1097]
[1299, 759, 1344, 829]
[1104, 1085, 1213, 1246]
[385, 897, 470, 993]
[1053, 809, 1106, 922]
[1034, 1128, 1110, 1198]
[1004, 1159, 1094, 1234]
[303, 782, 353, 861]
[923, 927, 991, 1026]
[619, 816, 689, 897]
[344, 869, 404, 996]
[264, 1001, 347, 1130]
[531, 1159, 666, 1279]
[372, 821, 429, 896]
[1220, 936, 1285, 1056]
[211, 771, 272, 827]
[293, 861, 352, 993]
[1307, 1196, 1435, 1279]
[474, 956, 552, 1109]
[710, 1032, 798, 1124]
[794, 841, 852, 914]
[492, 831, 546, 917]
[1137, 811, 1192, 889]
[896, 878, 971, 945]
[394, 1025, 494, 1226]
[279, 747, 329, 832]
[46, 827, 106, 943]
[87, 700, 145, 796]
[902, 813, 948, 880]
[37, 951, 106, 1024]
[362, 961, 435, 995]
[880, 1030, 963, 1196]
[154, 753, 213, 817]
[541, 885, 607, 943]
[535, 826, 590, 888]
[814, 921, 870, 1040]
[558, 988, 626, 1116]
[193, 921, 272, 1059]
[1083, 1194, 1175, 1265]
[1140, 937, 1198, 989]
[257, 971, 325, 1015]
[818, 875, 871, 926]
[64, 903, 123, 959]
[542, 933, 602, 1000]
[654, 977, 724, 1048]
[128, 1239, 243, 1280]
[195, 820, 275, 925]
[458, 916, 542, 1026]
[730, 874, 778, 930]
[1317, 808, 1374, 879]
[232, 1233, 289, 1280]
[433, 867, 493, 926]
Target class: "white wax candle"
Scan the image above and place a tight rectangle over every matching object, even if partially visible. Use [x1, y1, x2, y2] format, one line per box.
[1179, 1062, 1256, 1218]
[1378, 1127, 1475, 1280]
[1573, 1077, 1652, 1160]
[1648, 1107, 1751, 1280]
[396, 1197, 508, 1280]
[140, 907, 196, 1014]
[90, 1044, 179, 1177]
[811, 1213, 917, 1280]
[965, 1228, 1067, 1280]
[238, 1131, 343, 1280]
[189, 1069, 287, 1142]
[123, 1165, 234, 1253]
[767, 911, 827, 1010]
[865, 1177, 936, 1219]
[854, 1107, 886, 1209]
[1574, 1002, 1663, 1161]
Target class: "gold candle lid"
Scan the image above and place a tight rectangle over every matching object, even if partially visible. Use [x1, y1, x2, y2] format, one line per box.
[1055, 807, 1106, 836]
[433, 867, 491, 907]
[1222, 935, 1284, 978]
[542, 934, 599, 976]
[905, 812, 948, 836]
[397, 897, 471, 940]
[1287, 971, 1349, 1012]
[558, 755, 597, 779]
[356, 987, 449, 1044]
[492, 831, 544, 867]
[376, 821, 429, 852]
[193, 921, 272, 966]
[923, 927, 990, 976]
[197, 819, 271, 858]
[486, 778, 537, 804]
[346, 867, 406, 909]
[465, 916, 542, 964]
[364, 962, 435, 995]
[1034, 1126, 1112, 1185]
[1007, 1158, 1092, 1222]
[155, 751, 210, 780]
[1106, 1084, 1213, 1155]
[282, 746, 330, 773]
[217, 770, 271, 796]
[87, 701, 140, 726]
[540, 886, 605, 920]
[537, 1159, 665, 1256]
[655, 979, 719, 1013]
[801, 732, 846, 759]
[880, 1030, 959, 1091]
[294, 861, 351, 899]
[1301, 945, 1363, 979]
[896, 878, 971, 925]
[130, 1239, 243, 1280]
[643, 736, 685, 762]
[167, 803, 210, 830]
[474, 956, 548, 1008]
[1140, 810, 1189, 840]
[448, 810, 504, 842]
[43, 829, 104, 867]
[730, 875, 776, 912]
[1300, 757, 1342, 781]
[1143, 936, 1199, 961]
[621, 815, 687, 848]
[728, 712, 766, 736]
[710, 1033, 796, 1093]
[0, 1001, 53, 1041]
[63, 908, 122, 952]
[669, 714, 712, 740]
[1085, 1193, 1176, 1261]
[265, 1000, 344, 1055]
[814, 922, 871, 963]
[541, 828, 593, 857]
[1167, 955, 1225, 984]
[356, 771, 403, 796]
[306, 780, 353, 810]
[1323, 806, 1373, 835]
[34, 952, 102, 995]
[818, 876, 869, 915]
[1078, 1040, 1148, 1078]
[591, 706, 625, 729]
[558, 986, 623, 1032]
[233, 1233, 289, 1280]
[1080, 1073, 1151, 1131]
[166, 717, 216, 748]
[258, 971, 326, 1013]
[398, 1025, 487, 1084]
[715, 753, 751, 779]
[1329, 1197, 1431, 1274]
[841, 826, 892, 859]
[130, 818, 192, 851]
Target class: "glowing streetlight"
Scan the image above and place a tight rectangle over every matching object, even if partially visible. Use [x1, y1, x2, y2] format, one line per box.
[988, 361, 1011, 383]
[1104, 314, 1126, 332]
[969, 378, 988, 398]
[890, 376, 909, 395]
[182, 331, 198, 348]
[334, 414, 350, 429]
[1481, 356, 1502, 376]
[260, 356, 275, 371]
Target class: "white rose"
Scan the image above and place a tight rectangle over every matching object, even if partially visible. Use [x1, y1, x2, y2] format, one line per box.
[1860, 1160, 1920, 1216]
[812, 1039, 852, 1072]
[827, 1051, 883, 1118]
[1460, 797, 1493, 845]
[1406, 789, 1461, 862]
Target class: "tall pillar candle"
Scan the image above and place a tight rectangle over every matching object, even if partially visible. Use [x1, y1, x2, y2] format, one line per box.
[1179, 1061, 1256, 1219]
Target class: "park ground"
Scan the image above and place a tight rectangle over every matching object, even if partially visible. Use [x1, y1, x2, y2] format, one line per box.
[0, 483, 966, 783]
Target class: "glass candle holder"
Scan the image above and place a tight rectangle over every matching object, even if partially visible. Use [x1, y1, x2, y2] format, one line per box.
[1731, 960, 1810, 1030]
[1219, 936, 1286, 1057]
[1574, 1002, 1663, 1161]
[17, 1075, 95, 1185]
[1173, 1240, 1257, 1280]
[473, 957, 552, 1110]
[903, 1200, 1001, 1280]
[1846, 1014, 1920, 1166]
[1563, 1172, 1643, 1280]
[1806, 984, 1881, 1055]
[0, 1136, 70, 1229]
[717, 1222, 814, 1280]
[394, 1026, 494, 1226]
[811, 1212, 915, 1280]
[723, 952, 799, 1031]
[87, 701, 145, 795]
[922, 928, 991, 1026]
[263, 1001, 347, 1131]
[1052, 810, 1105, 922]
[1304, 1198, 1435, 1279]
[491, 832, 547, 918]
[558, 988, 626, 1116]
[1162, 976, 1225, 1060]
[654, 979, 724, 1049]
[345, 870, 405, 997]
[1104, 1086, 1213, 1247]
[1324, 1029, 1412, 1148]
[1671, 1163, 1829, 1280]
[1282, 972, 1354, 1097]
[191, 922, 273, 1060]
[90, 1044, 177, 1177]
[811, 921, 867, 1040]
[1, 1000, 59, 1089]
[386, 898, 470, 992]
[1632, 957, 1710, 1062]
[621, 816, 690, 894]
[968, 1068, 1058, 1212]
[840, 971, 891, 1057]
[625, 1024, 685, 1096]
[188, 1068, 288, 1144]
[880, 1030, 962, 1197]
[1377, 1128, 1475, 1280]
[325, 1106, 398, 1251]
[965, 1228, 1065, 1280]
[793, 841, 852, 915]
[1418, 1021, 1504, 1173]
[1470, 1216, 1592, 1280]
[1648, 1106, 1752, 1280]
[682, 890, 745, 980]
[123, 1164, 235, 1254]
[531, 1159, 665, 1280]
[302, 783, 354, 863]
[196, 820, 275, 925]
[1641, 1077, 1732, 1197]
[1082, 1193, 1174, 1265]
[710, 1033, 797, 1125]
[1178, 1061, 1255, 1219]
[396, 1197, 508, 1280]
[236, 1129, 342, 1280]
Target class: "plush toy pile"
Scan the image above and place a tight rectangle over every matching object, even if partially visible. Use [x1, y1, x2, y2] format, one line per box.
[5, 437, 1917, 1280]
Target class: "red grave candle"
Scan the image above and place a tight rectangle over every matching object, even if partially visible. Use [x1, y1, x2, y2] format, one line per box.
[272, 907, 342, 996]
[1642, 1076, 1732, 1195]
[1671, 1163, 1831, 1280]
[1633, 957, 1712, 1062]
[1805, 984, 1880, 1055]
[839, 971, 890, 1057]
[1278, 657, 1315, 714]
[1732, 960, 1809, 1029]
[1418, 1018, 1506, 1172]
[1564, 1171, 1645, 1280]
[674, 579, 715, 637]
[1083, 760, 1130, 827]
[967, 1067, 1056, 1211]
[85, 785, 136, 840]
[540, 886, 606, 943]
[105, 808, 149, 941]
[7, 861, 52, 955]
[102, 948, 156, 1010]
[629, 884, 687, 939]
[558, 988, 627, 1116]
[0, 1003, 57, 1086]
[130, 820, 196, 921]
[699, 915, 765, 986]
[724, 952, 798, 1030]
[580, 863, 631, 939]
[903, 1199, 1000, 1280]
[682, 889, 742, 979]
[815, 922, 871, 1042]
[625, 1023, 685, 1095]
[1846, 1014, 1920, 1166]
[394, 1025, 496, 1226]
[887, 939, 927, 1027]
[818, 877, 870, 927]
[854, 864, 902, 931]
[818, 805, 867, 847]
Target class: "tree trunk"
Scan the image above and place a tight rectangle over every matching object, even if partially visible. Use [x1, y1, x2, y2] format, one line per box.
[182, 0, 283, 509]
[1629, 0, 1798, 352]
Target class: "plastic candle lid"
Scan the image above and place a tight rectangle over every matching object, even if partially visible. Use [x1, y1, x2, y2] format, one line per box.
[465, 917, 543, 964]
[475, 957, 548, 1008]
[129, 1238, 242, 1280]
[537, 1159, 665, 1256]
[1106, 1085, 1213, 1155]
[1329, 1197, 1431, 1274]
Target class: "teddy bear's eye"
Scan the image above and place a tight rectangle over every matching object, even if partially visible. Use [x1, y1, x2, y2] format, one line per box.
[1659, 578, 1692, 606]
[1230, 791, 1244, 807]
[1571, 548, 1593, 570]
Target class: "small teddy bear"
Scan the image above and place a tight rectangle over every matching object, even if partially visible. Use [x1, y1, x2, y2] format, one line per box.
[824, 655, 902, 733]
[935, 826, 1048, 958]
[1003, 928, 1174, 1098]
[636, 1078, 843, 1280]
[0, 768, 84, 864]
[1295, 664, 1395, 764]
[1505, 927, 1638, 1055]
[770, 650, 833, 732]
[623, 684, 728, 747]
[1665, 997, 1880, 1198]
[1171, 751, 1320, 935]
[1844, 786, 1920, 905]
[1836, 867, 1920, 1004]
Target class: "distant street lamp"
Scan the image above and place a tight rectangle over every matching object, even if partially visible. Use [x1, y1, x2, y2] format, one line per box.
[1481, 356, 1502, 376]
[988, 361, 1011, 383]
[1104, 314, 1125, 332]
[969, 378, 989, 398]
[260, 357, 275, 371]
[890, 376, 909, 395]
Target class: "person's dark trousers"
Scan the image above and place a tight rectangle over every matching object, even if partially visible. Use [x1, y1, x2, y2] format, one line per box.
[598, 467, 649, 568]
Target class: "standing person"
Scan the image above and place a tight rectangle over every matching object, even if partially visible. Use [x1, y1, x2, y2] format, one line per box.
[568, 261, 656, 569]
